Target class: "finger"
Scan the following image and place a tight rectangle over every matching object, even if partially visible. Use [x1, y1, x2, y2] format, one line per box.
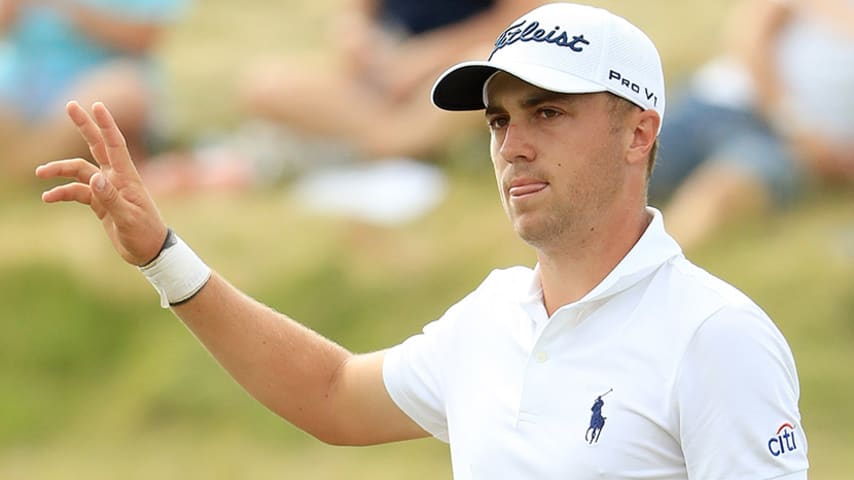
[88, 170, 125, 214]
[41, 182, 93, 205]
[66, 101, 109, 167]
[87, 171, 143, 228]
[92, 102, 136, 175]
[35, 158, 100, 184]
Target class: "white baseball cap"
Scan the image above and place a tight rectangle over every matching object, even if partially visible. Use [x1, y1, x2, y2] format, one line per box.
[431, 3, 665, 132]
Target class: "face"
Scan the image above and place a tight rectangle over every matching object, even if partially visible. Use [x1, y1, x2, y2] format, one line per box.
[484, 73, 634, 249]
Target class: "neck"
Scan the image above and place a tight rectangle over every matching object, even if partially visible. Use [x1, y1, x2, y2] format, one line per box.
[536, 205, 652, 316]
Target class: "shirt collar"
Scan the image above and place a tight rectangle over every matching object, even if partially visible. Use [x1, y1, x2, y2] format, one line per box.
[522, 207, 683, 307]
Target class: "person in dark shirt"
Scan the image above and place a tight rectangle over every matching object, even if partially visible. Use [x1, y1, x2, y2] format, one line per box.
[142, 0, 540, 195]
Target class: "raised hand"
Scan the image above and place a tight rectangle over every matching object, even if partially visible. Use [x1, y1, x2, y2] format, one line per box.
[36, 101, 168, 266]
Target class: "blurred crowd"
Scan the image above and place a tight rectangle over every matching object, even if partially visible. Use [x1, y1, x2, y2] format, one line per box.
[5, 0, 854, 241]
[140, 0, 540, 224]
[648, 0, 854, 249]
[0, 0, 185, 178]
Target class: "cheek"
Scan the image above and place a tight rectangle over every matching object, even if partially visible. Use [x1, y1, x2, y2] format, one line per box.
[489, 139, 506, 177]
[489, 133, 501, 160]
[492, 160, 508, 201]
[489, 154, 513, 211]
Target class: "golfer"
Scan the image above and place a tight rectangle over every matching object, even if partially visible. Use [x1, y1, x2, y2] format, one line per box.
[36, 3, 808, 478]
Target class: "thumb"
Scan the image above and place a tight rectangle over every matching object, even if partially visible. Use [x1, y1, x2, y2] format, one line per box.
[90, 172, 120, 208]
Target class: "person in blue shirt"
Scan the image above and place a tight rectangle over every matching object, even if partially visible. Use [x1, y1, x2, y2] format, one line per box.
[0, 0, 184, 180]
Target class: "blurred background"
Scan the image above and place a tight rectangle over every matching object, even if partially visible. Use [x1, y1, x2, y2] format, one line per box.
[1, 0, 852, 478]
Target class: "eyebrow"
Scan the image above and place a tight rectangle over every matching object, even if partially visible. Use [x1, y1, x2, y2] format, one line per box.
[485, 91, 578, 115]
[522, 91, 572, 107]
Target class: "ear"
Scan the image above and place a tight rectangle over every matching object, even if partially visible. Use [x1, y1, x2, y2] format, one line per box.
[626, 110, 660, 167]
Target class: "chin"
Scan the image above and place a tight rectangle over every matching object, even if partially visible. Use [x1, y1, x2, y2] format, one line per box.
[513, 219, 547, 245]
[512, 213, 568, 247]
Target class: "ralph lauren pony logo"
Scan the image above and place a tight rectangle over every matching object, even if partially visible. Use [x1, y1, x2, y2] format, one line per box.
[489, 19, 591, 59]
[585, 389, 612, 445]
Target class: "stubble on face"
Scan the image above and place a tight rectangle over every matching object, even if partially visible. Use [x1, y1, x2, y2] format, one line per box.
[513, 139, 626, 251]
[489, 87, 630, 252]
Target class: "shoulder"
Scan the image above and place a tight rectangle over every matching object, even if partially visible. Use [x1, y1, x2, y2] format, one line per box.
[458, 266, 535, 300]
[659, 256, 771, 323]
[477, 265, 535, 294]
[666, 258, 799, 394]
[671, 262, 807, 477]
[643, 256, 791, 365]
[435, 265, 535, 326]
[408, 265, 534, 338]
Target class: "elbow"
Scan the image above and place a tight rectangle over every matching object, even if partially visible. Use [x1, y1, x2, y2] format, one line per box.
[306, 424, 349, 446]
[315, 434, 363, 447]
[306, 422, 377, 447]
[269, 402, 373, 447]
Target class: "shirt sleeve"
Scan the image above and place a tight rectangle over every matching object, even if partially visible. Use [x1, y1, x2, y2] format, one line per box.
[383, 302, 466, 443]
[675, 305, 809, 479]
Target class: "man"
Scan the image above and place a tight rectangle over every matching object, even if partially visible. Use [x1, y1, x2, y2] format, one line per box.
[36, 3, 809, 478]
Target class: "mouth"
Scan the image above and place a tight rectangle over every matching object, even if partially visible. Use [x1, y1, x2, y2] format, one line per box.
[508, 181, 548, 198]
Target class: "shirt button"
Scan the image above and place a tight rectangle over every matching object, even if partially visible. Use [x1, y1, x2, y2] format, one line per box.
[535, 351, 549, 363]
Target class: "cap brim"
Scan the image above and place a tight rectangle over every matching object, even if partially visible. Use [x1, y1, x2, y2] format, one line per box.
[432, 60, 608, 111]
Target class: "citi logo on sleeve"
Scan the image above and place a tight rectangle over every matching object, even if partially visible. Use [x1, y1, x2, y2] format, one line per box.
[768, 423, 799, 457]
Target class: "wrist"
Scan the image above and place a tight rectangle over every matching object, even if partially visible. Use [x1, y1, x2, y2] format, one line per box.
[139, 229, 212, 308]
[141, 227, 177, 267]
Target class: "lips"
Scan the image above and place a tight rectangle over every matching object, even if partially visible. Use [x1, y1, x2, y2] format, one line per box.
[508, 180, 548, 198]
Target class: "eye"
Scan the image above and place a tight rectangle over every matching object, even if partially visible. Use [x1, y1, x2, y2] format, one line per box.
[486, 114, 510, 130]
[538, 107, 562, 119]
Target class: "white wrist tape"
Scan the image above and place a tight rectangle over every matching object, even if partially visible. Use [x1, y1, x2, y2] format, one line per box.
[139, 229, 212, 308]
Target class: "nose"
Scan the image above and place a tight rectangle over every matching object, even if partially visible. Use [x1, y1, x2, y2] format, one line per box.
[497, 122, 535, 163]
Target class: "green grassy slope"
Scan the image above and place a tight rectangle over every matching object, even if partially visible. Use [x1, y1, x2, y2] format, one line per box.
[2, 174, 851, 478]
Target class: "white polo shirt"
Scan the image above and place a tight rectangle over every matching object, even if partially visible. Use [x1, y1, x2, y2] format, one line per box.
[383, 208, 809, 479]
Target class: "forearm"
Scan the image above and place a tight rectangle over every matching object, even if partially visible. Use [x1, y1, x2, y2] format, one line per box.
[171, 272, 355, 442]
[38, 102, 425, 446]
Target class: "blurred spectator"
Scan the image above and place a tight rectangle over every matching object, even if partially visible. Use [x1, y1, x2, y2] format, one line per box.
[649, 0, 854, 249]
[0, 0, 185, 180]
[142, 0, 541, 195]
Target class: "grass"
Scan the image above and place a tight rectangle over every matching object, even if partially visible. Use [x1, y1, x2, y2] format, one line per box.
[2, 174, 852, 478]
[1, 0, 852, 478]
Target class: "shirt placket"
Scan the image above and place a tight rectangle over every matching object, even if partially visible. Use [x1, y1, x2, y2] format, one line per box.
[515, 303, 588, 426]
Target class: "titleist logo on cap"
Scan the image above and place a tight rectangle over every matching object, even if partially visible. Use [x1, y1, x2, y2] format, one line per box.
[490, 19, 591, 59]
